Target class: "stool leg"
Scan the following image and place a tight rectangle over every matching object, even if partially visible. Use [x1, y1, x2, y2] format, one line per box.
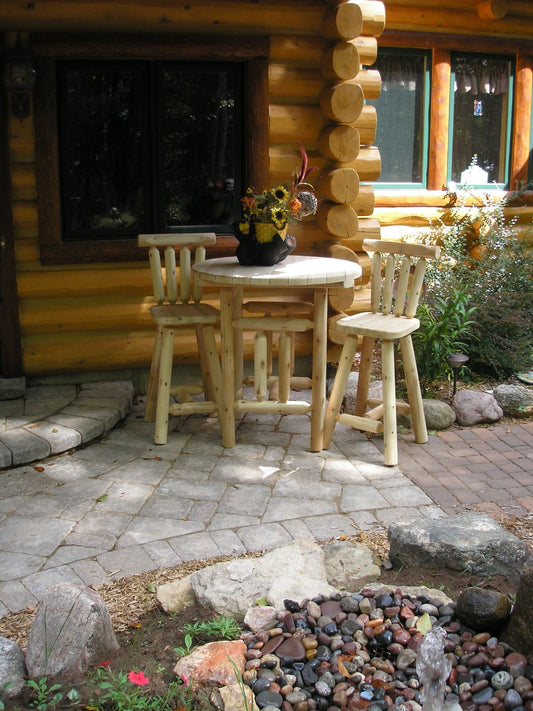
[201, 324, 223, 417]
[355, 336, 375, 416]
[154, 327, 174, 445]
[195, 323, 217, 409]
[400, 334, 427, 444]
[323, 333, 358, 449]
[145, 326, 162, 422]
[381, 339, 398, 466]
[219, 288, 236, 447]
[278, 331, 292, 403]
[254, 330, 268, 402]
[266, 329, 274, 379]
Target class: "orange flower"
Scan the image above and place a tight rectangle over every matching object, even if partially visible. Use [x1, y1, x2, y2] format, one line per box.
[241, 196, 256, 212]
[289, 197, 302, 215]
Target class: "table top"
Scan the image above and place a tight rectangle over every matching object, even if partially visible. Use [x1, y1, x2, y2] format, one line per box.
[193, 255, 361, 288]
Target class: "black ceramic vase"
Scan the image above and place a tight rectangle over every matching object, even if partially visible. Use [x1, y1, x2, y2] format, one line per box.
[234, 224, 296, 267]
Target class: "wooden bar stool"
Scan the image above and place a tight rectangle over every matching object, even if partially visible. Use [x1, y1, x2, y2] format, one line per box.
[241, 297, 314, 400]
[234, 311, 315, 408]
[323, 239, 441, 466]
[138, 233, 222, 445]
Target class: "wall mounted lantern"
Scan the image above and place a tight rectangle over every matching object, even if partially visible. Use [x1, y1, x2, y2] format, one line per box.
[4, 31, 35, 120]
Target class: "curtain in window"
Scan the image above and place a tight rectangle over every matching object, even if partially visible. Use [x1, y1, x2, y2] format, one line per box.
[454, 58, 509, 95]
[379, 57, 422, 92]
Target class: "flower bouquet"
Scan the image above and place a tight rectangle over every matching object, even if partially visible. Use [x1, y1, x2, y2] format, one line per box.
[233, 144, 317, 266]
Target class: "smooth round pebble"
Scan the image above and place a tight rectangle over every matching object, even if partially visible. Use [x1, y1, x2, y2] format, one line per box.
[255, 690, 283, 708]
[493, 672, 514, 690]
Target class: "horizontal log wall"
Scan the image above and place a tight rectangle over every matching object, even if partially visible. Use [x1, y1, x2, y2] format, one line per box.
[6, 0, 533, 376]
[7, 2, 335, 376]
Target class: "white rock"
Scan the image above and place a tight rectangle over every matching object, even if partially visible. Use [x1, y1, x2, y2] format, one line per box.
[190, 538, 338, 617]
[156, 575, 195, 614]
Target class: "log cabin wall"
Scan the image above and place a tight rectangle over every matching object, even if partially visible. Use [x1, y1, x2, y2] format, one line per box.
[2, 0, 533, 378]
[1, 0, 385, 378]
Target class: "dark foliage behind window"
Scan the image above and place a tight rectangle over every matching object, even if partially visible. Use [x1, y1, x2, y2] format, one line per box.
[57, 61, 243, 241]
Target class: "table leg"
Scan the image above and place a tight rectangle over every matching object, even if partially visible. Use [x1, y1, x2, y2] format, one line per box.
[311, 287, 328, 452]
[232, 286, 244, 403]
[219, 287, 236, 447]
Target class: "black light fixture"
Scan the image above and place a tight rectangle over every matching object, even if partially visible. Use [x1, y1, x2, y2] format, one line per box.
[4, 31, 35, 120]
[447, 352, 469, 396]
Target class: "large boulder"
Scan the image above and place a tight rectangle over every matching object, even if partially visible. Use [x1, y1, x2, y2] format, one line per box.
[0, 637, 26, 699]
[455, 587, 512, 632]
[26, 583, 119, 679]
[501, 559, 533, 662]
[493, 384, 533, 418]
[320, 540, 380, 589]
[327, 371, 359, 414]
[388, 513, 529, 584]
[423, 399, 456, 430]
[190, 538, 338, 617]
[452, 390, 503, 426]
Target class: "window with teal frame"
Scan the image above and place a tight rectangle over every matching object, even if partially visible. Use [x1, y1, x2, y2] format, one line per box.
[448, 53, 514, 189]
[367, 48, 430, 188]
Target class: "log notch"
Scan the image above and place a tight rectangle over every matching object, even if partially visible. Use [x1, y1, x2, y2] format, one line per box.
[476, 0, 508, 20]
[317, 0, 385, 359]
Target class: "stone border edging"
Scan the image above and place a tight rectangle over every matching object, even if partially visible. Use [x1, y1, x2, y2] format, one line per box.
[0, 381, 134, 469]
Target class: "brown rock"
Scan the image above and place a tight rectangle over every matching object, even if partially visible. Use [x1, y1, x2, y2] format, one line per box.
[173, 640, 246, 686]
[276, 637, 306, 662]
[456, 587, 512, 632]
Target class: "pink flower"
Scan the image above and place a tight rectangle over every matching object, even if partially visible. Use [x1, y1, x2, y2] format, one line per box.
[128, 670, 150, 686]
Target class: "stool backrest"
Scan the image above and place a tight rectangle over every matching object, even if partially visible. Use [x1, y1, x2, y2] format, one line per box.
[138, 233, 216, 305]
[362, 238, 441, 318]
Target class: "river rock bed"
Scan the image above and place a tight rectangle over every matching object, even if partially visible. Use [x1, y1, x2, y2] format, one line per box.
[239, 588, 531, 711]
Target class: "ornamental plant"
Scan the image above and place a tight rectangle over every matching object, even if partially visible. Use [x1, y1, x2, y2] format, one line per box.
[412, 182, 533, 381]
[90, 667, 185, 711]
[234, 143, 317, 245]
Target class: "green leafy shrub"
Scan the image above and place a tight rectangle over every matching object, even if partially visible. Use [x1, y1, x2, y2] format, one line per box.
[413, 288, 477, 389]
[414, 185, 533, 380]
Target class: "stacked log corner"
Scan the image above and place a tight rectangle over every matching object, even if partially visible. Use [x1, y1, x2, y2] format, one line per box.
[318, 0, 385, 361]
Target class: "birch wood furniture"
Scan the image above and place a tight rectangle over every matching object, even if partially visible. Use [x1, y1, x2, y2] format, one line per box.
[138, 233, 222, 445]
[322, 239, 441, 466]
[241, 296, 315, 399]
[193, 255, 362, 451]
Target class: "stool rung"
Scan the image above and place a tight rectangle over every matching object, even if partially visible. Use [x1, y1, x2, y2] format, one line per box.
[169, 401, 217, 416]
[235, 400, 311, 415]
[233, 316, 314, 332]
[366, 398, 411, 415]
[338, 413, 384, 434]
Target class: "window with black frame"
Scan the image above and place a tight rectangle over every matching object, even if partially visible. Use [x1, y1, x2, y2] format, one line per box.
[56, 60, 244, 241]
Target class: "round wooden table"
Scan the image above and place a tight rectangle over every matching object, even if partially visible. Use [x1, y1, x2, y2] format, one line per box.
[193, 255, 362, 451]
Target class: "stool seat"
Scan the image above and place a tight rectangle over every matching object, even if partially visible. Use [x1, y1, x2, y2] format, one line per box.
[150, 302, 219, 326]
[338, 312, 420, 340]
